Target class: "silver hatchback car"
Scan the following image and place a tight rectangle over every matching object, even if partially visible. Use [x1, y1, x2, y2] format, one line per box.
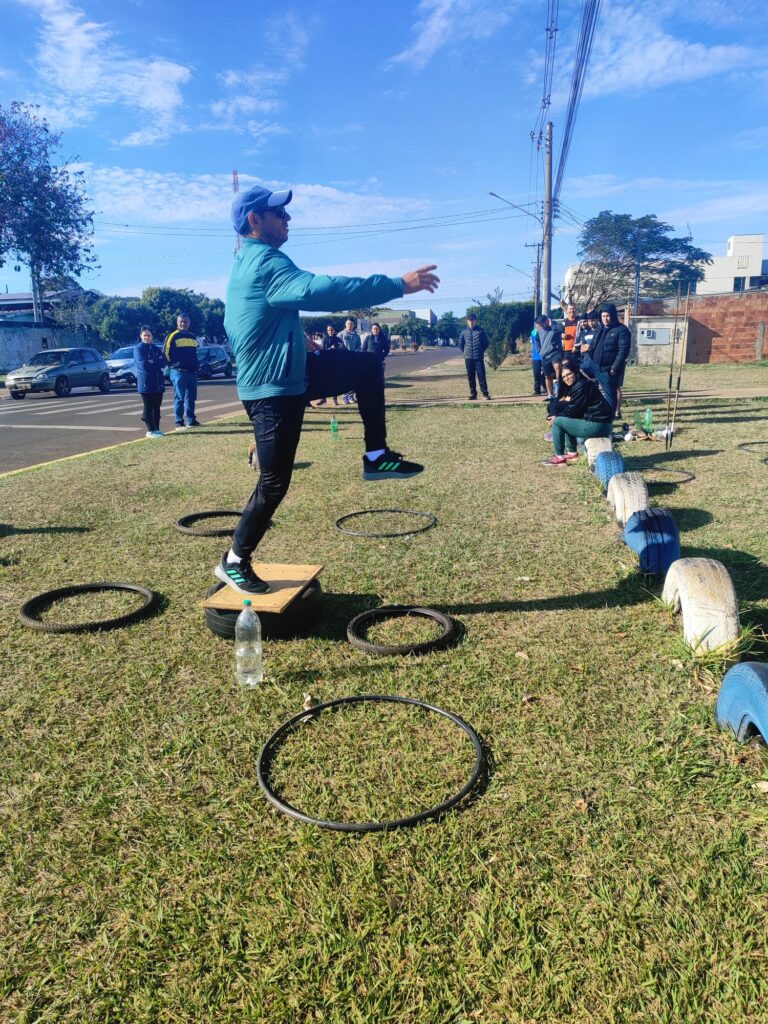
[6, 347, 111, 399]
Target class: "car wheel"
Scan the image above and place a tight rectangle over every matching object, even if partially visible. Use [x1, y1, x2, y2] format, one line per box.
[9, 389, 26, 400]
[54, 375, 71, 397]
[223, 362, 233, 378]
[125, 373, 136, 387]
[98, 372, 111, 394]
[198, 365, 211, 380]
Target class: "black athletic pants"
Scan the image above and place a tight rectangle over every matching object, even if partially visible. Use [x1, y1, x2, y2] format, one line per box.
[140, 392, 163, 432]
[532, 360, 544, 394]
[464, 357, 489, 398]
[232, 349, 387, 558]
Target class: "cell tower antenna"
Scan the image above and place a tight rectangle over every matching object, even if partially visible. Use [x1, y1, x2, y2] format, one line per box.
[232, 168, 241, 255]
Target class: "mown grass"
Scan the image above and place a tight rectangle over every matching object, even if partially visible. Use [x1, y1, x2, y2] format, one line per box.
[2, 363, 768, 1023]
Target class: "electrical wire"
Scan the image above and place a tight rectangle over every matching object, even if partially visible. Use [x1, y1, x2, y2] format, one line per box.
[553, 0, 602, 203]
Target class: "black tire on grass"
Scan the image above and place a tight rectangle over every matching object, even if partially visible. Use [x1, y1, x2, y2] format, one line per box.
[174, 510, 243, 537]
[203, 579, 322, 639]
[347, 605, 458, 656]
[257, 693, 486, 832]
[19, 581, 159, 633]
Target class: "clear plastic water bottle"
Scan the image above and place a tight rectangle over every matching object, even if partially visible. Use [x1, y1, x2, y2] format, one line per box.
[330, 415, 339, 439]
[235, 599, 263, 687]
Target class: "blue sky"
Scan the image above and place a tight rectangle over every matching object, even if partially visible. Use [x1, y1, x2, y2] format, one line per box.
[1, 0, 767, 316]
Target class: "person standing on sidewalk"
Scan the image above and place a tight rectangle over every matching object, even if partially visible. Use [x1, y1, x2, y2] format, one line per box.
[134, 326, 167, 437]
[164, 313, 200, 429]
[534, 314, 563, 398]
[458, 313, 491, 400]
[530, 323, 544, 395]
[215, 183, 439, 596]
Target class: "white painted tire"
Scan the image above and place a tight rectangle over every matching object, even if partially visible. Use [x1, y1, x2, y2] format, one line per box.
[607, 472, 650, 526]
[585, 436, 613, 470]
[661, 558, 740, 652]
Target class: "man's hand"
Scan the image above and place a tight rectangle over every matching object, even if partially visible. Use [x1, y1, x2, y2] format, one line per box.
[402, 265, 440, 295]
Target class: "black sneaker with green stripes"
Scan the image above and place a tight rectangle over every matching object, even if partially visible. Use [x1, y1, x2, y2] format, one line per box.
[362, 449, 424, 481]
[214, 552, 270, 595]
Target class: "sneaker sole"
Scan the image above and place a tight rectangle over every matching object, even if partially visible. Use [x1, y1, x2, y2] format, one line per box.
[362, 469, 424, 481]
[214, 564, 270, 595]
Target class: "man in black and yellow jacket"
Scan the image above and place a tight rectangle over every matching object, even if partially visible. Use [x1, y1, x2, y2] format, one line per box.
[164, 313, 200, 428]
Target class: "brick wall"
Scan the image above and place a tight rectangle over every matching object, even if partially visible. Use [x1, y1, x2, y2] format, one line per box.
[637, 292, 767, 363]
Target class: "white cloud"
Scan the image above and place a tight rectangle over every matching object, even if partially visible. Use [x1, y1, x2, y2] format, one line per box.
[661, 188, 768, 226]
[209, 11, 313, 132]
[389, 0, 516, 69]
[583, 1, 756, 97]
[17, 0, 191, 144]
[80, 166, 430, 230]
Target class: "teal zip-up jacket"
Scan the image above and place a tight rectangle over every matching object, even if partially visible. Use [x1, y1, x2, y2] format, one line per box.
[225, 238, 405, 400]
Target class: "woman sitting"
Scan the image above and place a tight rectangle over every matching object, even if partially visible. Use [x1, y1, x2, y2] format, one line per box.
[542, 361, 613, 466]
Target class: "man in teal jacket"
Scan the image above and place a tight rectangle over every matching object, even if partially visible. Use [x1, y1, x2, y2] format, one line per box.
[217, 184, 440, 595]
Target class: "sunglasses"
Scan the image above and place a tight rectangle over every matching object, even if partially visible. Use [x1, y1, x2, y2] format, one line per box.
[265, 205, 289, 220]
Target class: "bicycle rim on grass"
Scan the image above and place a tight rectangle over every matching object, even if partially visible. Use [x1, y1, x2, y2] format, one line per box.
[257, 694, 485, 833]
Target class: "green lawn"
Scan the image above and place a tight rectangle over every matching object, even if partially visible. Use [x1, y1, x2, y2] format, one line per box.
[2, 363, 768, 1023]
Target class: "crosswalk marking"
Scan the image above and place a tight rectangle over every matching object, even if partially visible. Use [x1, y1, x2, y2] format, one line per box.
[2, 423, 139, 432]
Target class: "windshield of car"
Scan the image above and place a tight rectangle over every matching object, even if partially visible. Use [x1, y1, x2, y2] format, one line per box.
[110, 347, 135, 359]
[26, 351, 66, 365]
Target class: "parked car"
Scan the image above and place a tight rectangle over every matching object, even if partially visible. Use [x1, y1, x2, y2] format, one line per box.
[106, 345, 164, 388]
[6, 348, 111, 399]
[198, 344, 234, 380]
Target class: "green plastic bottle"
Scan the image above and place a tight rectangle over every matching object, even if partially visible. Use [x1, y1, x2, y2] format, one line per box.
[330, 415, 339, 439]
[642, 407, 654, 433]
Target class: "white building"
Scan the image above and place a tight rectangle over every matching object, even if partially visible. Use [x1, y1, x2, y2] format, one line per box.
[415, 307, 437, 326]
[697, 234, 767, 295]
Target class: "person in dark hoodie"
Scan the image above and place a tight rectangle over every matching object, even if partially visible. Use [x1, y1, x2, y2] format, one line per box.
[581, 302, 631, 417]
[541, 362, 613, 466]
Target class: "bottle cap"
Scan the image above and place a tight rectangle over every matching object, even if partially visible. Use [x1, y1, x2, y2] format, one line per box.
[243, 599, 252, 606]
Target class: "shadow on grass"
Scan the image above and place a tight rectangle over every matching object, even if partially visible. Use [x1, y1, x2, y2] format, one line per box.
[671, 508, 714, 531]
[384, 381, 414, 389]
[440, 574, 655, 617]
[679, 545, 768, 606]
[627, 448, 722, 470]
[0, 523, 91, 538]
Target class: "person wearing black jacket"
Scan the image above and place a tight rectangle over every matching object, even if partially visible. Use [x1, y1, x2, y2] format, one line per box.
[582, 302, 631, 416]
[316, 324, 344, 406]
[542, 363, 613, 466]
[458, 313, 491, 400]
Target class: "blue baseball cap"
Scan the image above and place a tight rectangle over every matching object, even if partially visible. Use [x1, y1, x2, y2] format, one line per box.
[231, 185, 292, 235]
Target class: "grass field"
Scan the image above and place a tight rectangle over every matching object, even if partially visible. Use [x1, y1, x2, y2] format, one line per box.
[2, 360, 768, 1023]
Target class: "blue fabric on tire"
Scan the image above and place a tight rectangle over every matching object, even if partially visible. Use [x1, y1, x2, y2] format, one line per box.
[715, 662, 768, 742]
[622, 507, 680, 576]
[595, 450, 626, 491]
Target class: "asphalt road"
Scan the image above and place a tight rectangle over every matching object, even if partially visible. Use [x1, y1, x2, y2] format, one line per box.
[0, 349, 456, 474]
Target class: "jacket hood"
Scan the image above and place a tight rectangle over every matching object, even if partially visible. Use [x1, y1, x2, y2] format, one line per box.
[599, 302, 619, 326]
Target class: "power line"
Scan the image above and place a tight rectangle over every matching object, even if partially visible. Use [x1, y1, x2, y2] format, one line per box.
[553, 0, 602, 203]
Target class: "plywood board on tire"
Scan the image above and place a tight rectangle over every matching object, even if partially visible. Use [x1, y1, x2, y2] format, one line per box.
[202, 563, 323, 613]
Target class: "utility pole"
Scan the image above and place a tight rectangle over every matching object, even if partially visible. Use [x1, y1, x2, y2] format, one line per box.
[232, 168, 241, 256]
[30, 262, 43, 322]
[542, 121, 553, 316]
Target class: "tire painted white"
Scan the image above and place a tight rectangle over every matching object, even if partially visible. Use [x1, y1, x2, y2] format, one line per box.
[584, 436, 612, 469]
[661, 558, 740, 652]
[606, 472, 650, 525]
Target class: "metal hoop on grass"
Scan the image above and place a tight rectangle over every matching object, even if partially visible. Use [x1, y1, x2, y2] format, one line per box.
[257, 694, 485, 832]
[334, 508, 437, 538]
[19, 582, 159, 633]
[174, 510, 242, 537]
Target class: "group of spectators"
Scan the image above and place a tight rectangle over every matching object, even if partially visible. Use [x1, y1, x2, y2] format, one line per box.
[309, 317, 391, 406]
[133, 313, 204, 438]
[532, 302, 632, 467]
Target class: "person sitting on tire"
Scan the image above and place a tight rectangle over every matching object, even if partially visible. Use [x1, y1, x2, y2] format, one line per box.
[542, 362, 613, 466]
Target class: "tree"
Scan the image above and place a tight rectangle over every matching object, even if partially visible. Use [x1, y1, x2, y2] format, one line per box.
[89, 296, 156, 349]
[570, 211, 712, 308]
[435, 311, 461, 342]
[394, 316, 432, 347]
[1, 102, 97, 320]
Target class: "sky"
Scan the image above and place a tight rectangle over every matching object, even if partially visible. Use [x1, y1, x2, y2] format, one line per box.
[1, 0, 767, 317]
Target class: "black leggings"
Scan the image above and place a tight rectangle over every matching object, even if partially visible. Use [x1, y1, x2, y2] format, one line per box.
[140, 392, 163, 432]
[232, 349, 386, 558]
